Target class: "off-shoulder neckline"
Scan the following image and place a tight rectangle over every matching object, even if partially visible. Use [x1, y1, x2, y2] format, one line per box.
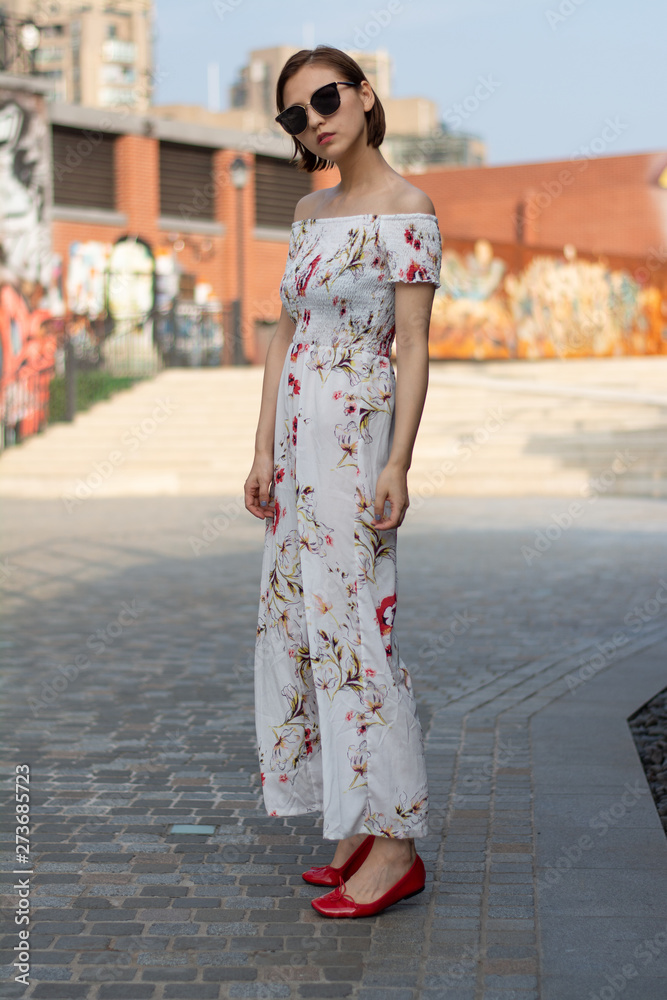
[291, 212, 439, 227]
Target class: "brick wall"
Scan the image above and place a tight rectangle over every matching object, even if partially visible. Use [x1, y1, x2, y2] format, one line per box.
[407, 150, 667, 258]
[51, 136, 667, 364]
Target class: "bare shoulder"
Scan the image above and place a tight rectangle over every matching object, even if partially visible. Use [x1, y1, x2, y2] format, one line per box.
[392, 182, 436, 218]
[293, 190, 326, 223]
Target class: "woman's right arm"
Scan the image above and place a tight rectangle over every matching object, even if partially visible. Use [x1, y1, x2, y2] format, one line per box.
[244, 303, 296, 521]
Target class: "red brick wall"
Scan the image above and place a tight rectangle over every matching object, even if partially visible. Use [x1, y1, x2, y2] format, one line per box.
[51, 136, 667, 365]
[407, 150, 667, 258]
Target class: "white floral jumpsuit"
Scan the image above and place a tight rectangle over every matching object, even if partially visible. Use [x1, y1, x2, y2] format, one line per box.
[254, 212, 442, 840]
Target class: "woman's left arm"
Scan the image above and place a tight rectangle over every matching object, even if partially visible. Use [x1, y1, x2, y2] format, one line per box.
[373, 280, 436, 529]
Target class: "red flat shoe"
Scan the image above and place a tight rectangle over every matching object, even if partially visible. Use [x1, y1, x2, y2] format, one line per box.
[311, 853, 426, 917]
[302, 834, 374, 886]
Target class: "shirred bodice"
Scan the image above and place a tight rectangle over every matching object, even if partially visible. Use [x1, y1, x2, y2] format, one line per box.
[279, 213, 442, 357]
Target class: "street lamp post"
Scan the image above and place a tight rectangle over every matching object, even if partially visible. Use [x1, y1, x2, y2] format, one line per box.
[230, 156, 249, 365]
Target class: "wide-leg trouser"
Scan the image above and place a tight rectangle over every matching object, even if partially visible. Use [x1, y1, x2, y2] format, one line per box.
[254, 343, 429, 840]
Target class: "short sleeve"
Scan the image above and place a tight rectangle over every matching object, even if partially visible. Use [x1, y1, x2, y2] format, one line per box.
[380, 215, 442, 287]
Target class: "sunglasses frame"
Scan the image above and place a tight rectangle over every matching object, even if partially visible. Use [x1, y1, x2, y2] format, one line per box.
[275, 80, 361, 136]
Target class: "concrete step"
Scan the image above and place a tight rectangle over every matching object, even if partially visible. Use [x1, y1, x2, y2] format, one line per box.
[1, 361, 666, 498]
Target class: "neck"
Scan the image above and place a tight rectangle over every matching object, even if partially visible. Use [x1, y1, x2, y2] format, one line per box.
[332, 140, 395, 199]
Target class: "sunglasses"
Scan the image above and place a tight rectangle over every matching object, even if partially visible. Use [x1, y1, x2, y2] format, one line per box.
[275, 80, 361, 136]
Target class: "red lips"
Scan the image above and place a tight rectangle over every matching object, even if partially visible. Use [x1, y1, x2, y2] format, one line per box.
[318, 132, 334, 144]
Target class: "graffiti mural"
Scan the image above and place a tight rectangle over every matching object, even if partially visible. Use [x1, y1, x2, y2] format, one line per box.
[154, 247, 224, 366]
[0, 87, 60, 445]
[428, 239, 667, 359]
[103, 236, 158, 374]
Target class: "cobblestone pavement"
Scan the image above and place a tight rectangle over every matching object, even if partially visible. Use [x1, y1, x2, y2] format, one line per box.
[1, 495, 667, 999]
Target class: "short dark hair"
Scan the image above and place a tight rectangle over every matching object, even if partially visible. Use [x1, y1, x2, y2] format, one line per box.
[275, 44, 386, 173]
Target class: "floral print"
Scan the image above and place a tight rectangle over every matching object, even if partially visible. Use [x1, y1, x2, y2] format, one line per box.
[254, 213, 442, 840]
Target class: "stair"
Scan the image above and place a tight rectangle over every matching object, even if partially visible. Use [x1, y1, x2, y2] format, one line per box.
[0, 357, 665, 499]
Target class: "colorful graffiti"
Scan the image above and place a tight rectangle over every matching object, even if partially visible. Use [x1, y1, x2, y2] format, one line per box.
[428, 239, 667, 359]
[0, 88, 61, 445]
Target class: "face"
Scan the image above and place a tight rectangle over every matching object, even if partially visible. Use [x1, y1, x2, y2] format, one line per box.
[281, 63, 374, 158]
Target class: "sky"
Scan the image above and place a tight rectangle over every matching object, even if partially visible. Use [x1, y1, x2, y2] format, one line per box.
[154, 0, 665, 167]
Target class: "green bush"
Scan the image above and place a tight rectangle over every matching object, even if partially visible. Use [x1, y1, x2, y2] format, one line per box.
[48, 372, 143, 423]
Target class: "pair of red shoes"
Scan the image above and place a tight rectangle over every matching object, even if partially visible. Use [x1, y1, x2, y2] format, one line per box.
[302, 834, 426, 917]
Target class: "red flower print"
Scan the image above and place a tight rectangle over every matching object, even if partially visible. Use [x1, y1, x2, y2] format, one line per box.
[365, 668, 376, 677]
[325, 534, 333, 546]
[290, 341, 307, 362]
[293, 379, 301, 395]
[261, 772, 265, 784]
[303, 309, 311, 327]
[407, 260, 428, 282]
[332, 390, 342, 400]
[292, 415, 298, 446]
[270, 810, 277, 816]
[279, 774, 288, 782]
[296, 255, 321, 296]
[414, 238, 421, 251]
[404, 227, 414, 244]
[376, 594, 397, 636]
[274, 467, 285, 483]
[346, 711, 355, 721]
[271, 499, 281, 535]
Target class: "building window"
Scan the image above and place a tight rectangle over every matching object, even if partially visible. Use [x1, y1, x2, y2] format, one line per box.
[51, 125, 116, 210]
[159, 141, 215, 221]
[254, 153, 312, 228]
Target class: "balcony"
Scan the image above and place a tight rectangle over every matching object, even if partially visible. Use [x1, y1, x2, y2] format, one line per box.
[101, 39, 136, 65]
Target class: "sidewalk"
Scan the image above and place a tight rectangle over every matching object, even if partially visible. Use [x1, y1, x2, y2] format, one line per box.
[1, 493, 666, 999]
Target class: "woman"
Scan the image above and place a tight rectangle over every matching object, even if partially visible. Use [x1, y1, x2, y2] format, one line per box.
[244, 44, 442, 918]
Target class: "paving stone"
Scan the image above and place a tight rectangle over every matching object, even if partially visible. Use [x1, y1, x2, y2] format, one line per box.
[3, 481, 667, 999]
[163, 987, 223, 999]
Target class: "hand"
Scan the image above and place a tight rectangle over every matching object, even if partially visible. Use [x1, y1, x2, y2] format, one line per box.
[244, 453, 276, 521]
[372, 463, 409, 530]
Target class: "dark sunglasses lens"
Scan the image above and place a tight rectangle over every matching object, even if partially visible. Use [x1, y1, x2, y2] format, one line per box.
[311, 84, 340, 115]
[279, 108, 307, 134]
